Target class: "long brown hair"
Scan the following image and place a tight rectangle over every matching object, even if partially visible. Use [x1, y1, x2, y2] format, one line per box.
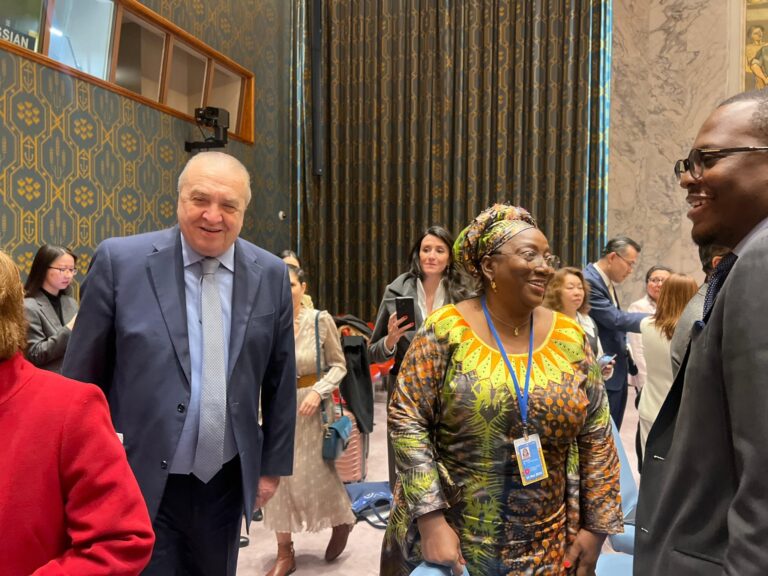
[653, 273, 699, 340]
[543, 267, 591, 315]
[0, 251, 28, 361]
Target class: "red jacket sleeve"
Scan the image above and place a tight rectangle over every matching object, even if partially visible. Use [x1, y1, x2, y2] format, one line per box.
[32, 386, 155, 575]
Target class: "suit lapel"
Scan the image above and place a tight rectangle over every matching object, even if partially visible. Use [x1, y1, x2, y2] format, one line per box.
[228, 240, 262, 380]
[147, 230, 192, 387]
[34, 293, 62, 328]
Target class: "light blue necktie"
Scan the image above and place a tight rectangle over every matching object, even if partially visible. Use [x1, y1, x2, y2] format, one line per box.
[192, 257, 227, 483]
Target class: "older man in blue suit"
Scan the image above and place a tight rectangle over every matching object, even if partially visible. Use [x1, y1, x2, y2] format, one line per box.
[62, 151, 297, 575]
[583, 237, 648, 429]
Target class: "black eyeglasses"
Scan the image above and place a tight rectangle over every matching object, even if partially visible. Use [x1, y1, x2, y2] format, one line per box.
[674, 146, 768, 181]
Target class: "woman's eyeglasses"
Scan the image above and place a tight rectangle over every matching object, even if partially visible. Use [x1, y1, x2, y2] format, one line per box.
[494, 250, 561, 270]
[674, 146, 768, 181]
[49, 267, 77, 276]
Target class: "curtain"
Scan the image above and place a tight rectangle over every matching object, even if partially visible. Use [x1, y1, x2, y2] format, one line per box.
[291, 0, 612, 320]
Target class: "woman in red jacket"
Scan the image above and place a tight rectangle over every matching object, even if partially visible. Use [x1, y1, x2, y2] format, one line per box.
[0, 250, 155, 576]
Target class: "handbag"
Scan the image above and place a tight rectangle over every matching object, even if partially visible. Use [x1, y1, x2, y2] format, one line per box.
[314, 312, 353, 460]
[345, 481, 392, 529]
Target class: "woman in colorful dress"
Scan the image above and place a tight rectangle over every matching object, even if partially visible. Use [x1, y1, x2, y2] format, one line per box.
[262, 265, 355, 576]
[380, 204, 622, 576]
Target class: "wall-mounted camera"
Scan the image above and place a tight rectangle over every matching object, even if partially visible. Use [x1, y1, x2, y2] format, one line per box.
[185, 107, 229, 153]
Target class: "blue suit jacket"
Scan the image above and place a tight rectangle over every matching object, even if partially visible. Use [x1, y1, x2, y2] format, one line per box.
[583, 263, 646, 392]
[62, 227, 297, 523]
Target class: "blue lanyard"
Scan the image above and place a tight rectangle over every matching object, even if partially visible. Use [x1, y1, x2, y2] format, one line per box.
[481, 296, 534, 433]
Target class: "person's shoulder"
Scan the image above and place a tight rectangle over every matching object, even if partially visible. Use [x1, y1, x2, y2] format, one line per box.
[235, 239, 285, 271]
[23, 295, 39, 309]
[101, 228, 173, 250]
[387, 272, 416, 293]
[18, 358, 106, 406]
[555, 310, 584, 334]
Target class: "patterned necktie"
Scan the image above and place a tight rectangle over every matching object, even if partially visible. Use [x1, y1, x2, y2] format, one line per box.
[702, 252, 738, 319]
[192, 257, 227, 483]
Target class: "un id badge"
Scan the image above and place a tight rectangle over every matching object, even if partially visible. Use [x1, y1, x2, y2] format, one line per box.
[513, 433, 548, 486]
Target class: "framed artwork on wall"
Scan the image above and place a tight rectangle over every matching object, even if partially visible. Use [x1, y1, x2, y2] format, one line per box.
[746, 0, 768, 89]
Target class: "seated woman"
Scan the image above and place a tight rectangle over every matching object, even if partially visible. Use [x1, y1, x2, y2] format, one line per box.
[637, 273, 698, 459]
[0, 250, 154, 575]
[23, 244, 79, 373]
[380, 204, 622, 576]
[262, 265, 355, 576]
[544, 266, 615, 381]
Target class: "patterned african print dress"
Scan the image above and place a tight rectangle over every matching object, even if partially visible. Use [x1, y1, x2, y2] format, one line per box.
[380, 305, 622, 576]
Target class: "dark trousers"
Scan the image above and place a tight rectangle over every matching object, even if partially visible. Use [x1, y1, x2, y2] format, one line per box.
[607, 384, 628, 430]
[143, 456, 243, 576]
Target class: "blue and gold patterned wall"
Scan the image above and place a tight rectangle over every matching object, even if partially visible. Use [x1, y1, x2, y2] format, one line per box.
[0, 0, 291, 284]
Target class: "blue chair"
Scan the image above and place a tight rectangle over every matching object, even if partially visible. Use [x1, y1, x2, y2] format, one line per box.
[596, 552, 633, 575]
[609, 418, 638, 555]
[410, 562, 470, 575]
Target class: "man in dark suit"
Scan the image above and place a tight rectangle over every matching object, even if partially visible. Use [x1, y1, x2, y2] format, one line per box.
[62, 151, 297, 575]
[583, 237, 648, 428]
[635, 89, 768, 575]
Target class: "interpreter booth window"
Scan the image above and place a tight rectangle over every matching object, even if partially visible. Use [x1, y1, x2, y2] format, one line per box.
[48, 0, 115, 79]
[114, 10, 166, 101]
[166, 40, 207, 117]
[0, 0, 44, 51]
[209, 63, 244, 134]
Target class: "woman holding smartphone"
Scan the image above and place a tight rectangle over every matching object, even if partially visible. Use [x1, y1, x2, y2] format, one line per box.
[544, 267, 614, 381]
[369, 226, 470, 486]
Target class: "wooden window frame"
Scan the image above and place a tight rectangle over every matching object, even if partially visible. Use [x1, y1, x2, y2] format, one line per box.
[0, 0, 254, 144]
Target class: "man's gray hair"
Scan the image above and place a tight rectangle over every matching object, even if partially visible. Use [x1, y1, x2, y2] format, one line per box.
[601, 236, 642, 258]
[177, 151, 252, 204]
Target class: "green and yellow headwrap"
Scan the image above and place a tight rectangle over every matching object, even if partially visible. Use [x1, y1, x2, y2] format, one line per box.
[453, 203, 537, 277]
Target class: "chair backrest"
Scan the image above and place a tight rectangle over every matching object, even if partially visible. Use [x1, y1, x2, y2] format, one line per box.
[410, 562, 470, 576]
[611, 418, 638, 520]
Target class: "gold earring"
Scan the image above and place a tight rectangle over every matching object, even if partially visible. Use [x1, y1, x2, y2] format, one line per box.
[491, 279, 498, 293]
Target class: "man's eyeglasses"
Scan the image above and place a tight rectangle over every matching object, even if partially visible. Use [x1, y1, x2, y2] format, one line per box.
[615, 253, 636, 269]
[648, 277, 666, 285]
[674, 146, 768, 181]
[49, 267, 77, 275]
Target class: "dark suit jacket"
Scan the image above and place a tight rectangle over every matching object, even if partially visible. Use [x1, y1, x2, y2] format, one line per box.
[634, 228, 768, 575]
[61, 227, 297, 524]
[583, 263, 647, 392]
[23, 292, 78, 373]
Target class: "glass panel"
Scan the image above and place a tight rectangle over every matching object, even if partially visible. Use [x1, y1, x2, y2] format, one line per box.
[114, 11, 165, 101]
[0, 0, 44, 51]
[48, 0, 114, 79]
[167, 40, 206, 116]
[208, 64, 242, 131]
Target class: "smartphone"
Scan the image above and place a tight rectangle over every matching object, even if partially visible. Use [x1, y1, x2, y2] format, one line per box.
[597, 353, 616, 367]
[395, 296, 416, 328]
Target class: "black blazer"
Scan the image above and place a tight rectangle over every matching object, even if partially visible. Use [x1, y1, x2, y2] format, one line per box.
[634, 228, 768, 575]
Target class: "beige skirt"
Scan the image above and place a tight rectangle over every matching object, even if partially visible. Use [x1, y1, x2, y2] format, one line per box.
[262, 387, 356, 533]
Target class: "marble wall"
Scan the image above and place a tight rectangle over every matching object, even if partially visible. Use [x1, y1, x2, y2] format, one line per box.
[609, 0, 743, 302]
